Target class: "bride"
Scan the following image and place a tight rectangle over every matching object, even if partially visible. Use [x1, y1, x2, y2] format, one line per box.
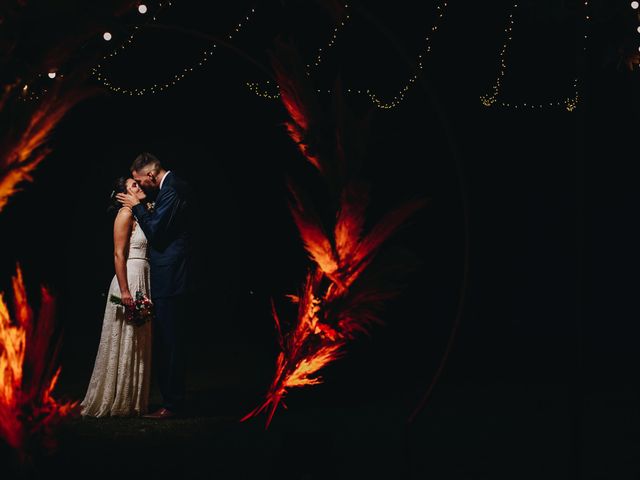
[80, 177, 153, 417]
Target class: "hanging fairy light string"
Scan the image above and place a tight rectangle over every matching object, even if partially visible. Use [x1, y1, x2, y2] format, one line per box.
[18, 76, 51, 102]
[354, 0, 448, 109]
[18, 2, 170, 102]
[480, 2, 590, 112]
[246, 81, 279, 99]
[93, 1, 166, 78]
[479, 5, 516, 108]
[90, 1, 174, 95]
[247, 1, 449, 109]
[17, 5, 151, 102]
[306, 4, 351, 73]
[92, 4, 257, 96]
[18, 70, 63, 102]
[246, 4, 353, 101]
[18, 86, 45, 103]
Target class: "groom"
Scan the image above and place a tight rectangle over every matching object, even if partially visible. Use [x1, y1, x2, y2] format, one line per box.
[117, 152, 197, 419]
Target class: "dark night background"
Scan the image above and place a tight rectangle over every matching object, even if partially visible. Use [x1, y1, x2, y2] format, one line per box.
[0, 0, 639, 478]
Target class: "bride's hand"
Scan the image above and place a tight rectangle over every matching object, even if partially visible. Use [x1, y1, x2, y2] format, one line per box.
[116, 192, 141, 209]
[121, 291, 134, 309]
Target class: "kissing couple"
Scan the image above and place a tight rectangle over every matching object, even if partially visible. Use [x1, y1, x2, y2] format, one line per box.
[80, 152, 199, 420]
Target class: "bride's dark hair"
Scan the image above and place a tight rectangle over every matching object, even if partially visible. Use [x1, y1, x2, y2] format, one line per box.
[107, 177, 130, 215]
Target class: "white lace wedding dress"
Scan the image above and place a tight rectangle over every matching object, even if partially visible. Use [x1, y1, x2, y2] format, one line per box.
[80, 217, 152, 417]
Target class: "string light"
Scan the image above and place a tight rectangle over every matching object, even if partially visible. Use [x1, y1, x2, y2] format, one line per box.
[19, 90, 46, 102]
[306, 4, 351, 73]
[247, 2, 449, 110]
[480, 2, 589, 112]
[246, 81, 280, 99]
[632, 1, 639, 10]
[247, 4, 353, 100]
[19, 71, 60, 101]
[245, 3, 352, 100]
[16, 2, 174, 102]
[19, 84, 34, 103]
[92, 4, 258, 96]
[479, 5, 515, 109]
[355, 0, 448, 109]
[19, 88, 46, 102]
[18, 81, 48, 103]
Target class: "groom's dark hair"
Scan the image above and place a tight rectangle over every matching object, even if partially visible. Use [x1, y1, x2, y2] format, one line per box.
[131, 152, 161, 173]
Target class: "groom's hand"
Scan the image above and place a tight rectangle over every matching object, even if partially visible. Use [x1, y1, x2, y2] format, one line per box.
[116, 192, 141, 209]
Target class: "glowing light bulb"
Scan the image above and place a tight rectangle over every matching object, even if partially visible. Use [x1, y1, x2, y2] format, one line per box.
[48, 72, 56, 79]
[138, 4, 148, 14]
[103, 32, 112, 41]
[633, 1, 639, 8]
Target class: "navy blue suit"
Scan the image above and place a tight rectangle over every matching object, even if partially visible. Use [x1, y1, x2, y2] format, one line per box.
[132, 172, 197, 412]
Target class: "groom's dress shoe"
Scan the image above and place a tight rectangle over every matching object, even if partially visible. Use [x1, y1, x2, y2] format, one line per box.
[143, 407, 176, 419]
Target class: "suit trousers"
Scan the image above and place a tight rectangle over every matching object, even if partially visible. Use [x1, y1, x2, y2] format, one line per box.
[152, 294, 187, 411]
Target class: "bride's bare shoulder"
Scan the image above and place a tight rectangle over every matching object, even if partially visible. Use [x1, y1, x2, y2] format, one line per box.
[116, 206, 133, 217]
[114, 207, 133, 227]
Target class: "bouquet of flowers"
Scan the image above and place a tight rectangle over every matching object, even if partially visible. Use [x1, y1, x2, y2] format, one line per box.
[109, 290, 154, 326]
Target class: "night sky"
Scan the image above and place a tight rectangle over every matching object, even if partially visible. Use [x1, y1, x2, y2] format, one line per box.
[1, 0, 639, 477]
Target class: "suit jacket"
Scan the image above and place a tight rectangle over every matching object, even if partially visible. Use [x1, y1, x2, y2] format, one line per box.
[132, 172, 199, 298]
